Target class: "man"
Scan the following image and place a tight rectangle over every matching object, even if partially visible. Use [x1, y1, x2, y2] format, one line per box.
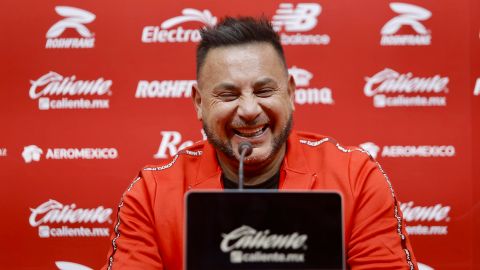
[104, 17, 417, 269]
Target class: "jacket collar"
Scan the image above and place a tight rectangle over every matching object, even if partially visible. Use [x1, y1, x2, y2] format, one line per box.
[191, 131, 316, 190]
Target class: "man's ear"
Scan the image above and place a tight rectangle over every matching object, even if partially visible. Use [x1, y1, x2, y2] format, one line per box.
[287, 74, 296, 111]
[192, 83, 203, 120]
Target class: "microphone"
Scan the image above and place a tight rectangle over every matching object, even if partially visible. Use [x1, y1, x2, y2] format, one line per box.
[238, 142, 253, 190]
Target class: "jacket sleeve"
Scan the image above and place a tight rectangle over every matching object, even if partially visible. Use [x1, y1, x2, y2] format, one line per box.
[346, 150, 417, 270]
[102, 172, 163, 270]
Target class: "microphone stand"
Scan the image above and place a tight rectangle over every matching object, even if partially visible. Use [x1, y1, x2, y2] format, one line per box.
[238, 142, 252, 191]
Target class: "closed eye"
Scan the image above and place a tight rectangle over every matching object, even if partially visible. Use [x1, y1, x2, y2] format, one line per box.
[255, 88, 275, 98]
[216, 91, 239, 101]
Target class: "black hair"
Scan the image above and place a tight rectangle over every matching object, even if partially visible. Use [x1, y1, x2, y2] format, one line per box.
[196, 16, 286, 77]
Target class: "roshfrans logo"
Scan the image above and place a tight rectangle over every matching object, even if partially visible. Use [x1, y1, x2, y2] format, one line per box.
[30, 199, 112, 238]
[381, 3, 432, 46]
[135, 79, 196, 98]
[22, 145, 43, 163]
[29, 71, 112, 110]
[400, 201, 450, 236]
[46, 6, 96, 49]
[364, 68, 449, 107]
[474, 78, 480, 96]
[55, 261, 93, 270]
[142, 8, 217, 43]
[359, 142, 455, 158]
[288, 66, 333, 105]
[272, 3, 330, 45]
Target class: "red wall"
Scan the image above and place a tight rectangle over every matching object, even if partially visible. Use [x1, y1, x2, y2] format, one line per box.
[0, 1, 478, 269]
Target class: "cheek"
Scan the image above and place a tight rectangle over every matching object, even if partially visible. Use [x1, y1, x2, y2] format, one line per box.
[205, 104, 234, 129]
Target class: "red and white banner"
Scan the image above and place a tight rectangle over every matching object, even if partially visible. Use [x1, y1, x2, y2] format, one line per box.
[0, 1, 478, 269]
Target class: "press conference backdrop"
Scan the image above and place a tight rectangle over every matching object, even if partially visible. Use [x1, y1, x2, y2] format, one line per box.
[0, 0, 478, 269]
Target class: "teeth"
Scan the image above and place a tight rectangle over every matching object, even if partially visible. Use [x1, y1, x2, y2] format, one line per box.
[234, 125, 266, 137]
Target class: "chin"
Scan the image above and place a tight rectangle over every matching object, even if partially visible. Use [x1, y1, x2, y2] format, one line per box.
[242, 148, 274, 166]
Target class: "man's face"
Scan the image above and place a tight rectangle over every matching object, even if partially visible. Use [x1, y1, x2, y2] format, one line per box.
[193, 42, 295, 168]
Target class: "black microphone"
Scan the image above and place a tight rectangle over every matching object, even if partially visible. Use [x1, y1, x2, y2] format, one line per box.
[238, 141, 253, 190]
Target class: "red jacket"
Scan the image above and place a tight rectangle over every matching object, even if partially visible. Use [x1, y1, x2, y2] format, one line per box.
[103, 131, 417, 270]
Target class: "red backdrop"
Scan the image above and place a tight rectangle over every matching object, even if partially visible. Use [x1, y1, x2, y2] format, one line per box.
[0, 1, 478, 269]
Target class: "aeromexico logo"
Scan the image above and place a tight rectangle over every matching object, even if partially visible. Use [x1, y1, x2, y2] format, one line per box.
[220, 225, 308, 252]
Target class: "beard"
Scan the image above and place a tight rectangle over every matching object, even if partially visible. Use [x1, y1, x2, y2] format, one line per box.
[202, 114, 293, 166]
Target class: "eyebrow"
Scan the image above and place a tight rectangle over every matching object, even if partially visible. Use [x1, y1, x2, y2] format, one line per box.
[213, 82, 238, 91]
[213, 77, 278, 91]
[253, 78, 277, 88]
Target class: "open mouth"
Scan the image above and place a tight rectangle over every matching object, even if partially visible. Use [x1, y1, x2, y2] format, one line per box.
[233, 125, 268, 138]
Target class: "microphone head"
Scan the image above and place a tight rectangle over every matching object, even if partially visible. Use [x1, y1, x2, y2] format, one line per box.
[238, 141, 253, 157]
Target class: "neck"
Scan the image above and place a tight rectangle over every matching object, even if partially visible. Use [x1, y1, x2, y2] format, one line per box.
[217, 145, 286, 186]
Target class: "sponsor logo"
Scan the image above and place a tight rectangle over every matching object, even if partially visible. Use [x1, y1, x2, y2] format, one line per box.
[55, 261, 93, 270]
[221, 225, 307, 263]
[381, 145, 455, 157]
[29, 71, 112, 110]
[22, 145, 43, 163]
[135, 80, 196, 98]
[359, 142, 380, 159]
[359, 142, 455, 158]
[154, 131, 205, 159]
[0, 147, 8, 157]
[30, 199, 112, 238]
[46, 6, 96, 49]
[272, 3, 330, 45]
[474, 78, 480, 96]
[381, 3, 432, 46]
[142, 8, 217, 43]
[401, 201, 450, 236]
[364, 68, 449, 107]
[22, 145, 118, 163]
[289, 66, 333, 105]
[418, 262, 434, 270]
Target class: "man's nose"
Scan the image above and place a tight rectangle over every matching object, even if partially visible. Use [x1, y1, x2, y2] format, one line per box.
[237, 94, 262, 121]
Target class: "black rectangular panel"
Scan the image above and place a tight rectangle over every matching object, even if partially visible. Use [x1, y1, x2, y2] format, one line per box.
[185, 191, 344, 270]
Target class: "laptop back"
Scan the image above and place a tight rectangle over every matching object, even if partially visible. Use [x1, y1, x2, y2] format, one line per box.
[185, 191, 344, 270]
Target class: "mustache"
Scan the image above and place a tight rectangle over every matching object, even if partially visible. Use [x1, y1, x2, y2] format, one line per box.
[229, 116, 269, 128]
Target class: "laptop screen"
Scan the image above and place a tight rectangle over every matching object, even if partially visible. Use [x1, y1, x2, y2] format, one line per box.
[185, 191, 344, 270]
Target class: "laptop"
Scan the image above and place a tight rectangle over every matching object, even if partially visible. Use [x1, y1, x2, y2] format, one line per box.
[185, 191, 345, 270]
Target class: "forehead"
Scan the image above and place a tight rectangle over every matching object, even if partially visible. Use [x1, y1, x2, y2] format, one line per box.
[198, 42, 286, 87]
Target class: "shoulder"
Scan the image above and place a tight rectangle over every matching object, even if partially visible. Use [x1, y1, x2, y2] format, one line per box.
[293, 131, 373, 161]
[141, 140, 206, 179]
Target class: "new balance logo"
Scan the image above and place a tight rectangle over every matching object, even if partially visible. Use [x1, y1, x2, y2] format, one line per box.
[381, 3, 432, 46]
[45, 6, 96, 48]
[272, 3, 320, 32]
[272, 3, 330, 45]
